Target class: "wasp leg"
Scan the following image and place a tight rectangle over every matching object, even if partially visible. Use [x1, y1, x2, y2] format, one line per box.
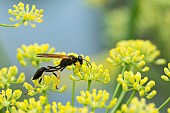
[55, 71, 61, 89]
[24, 85, 37, 95]
[52, 71, 60, 79]
[39, 77, 43, 83]
[53, 70, 60, 79]
[79, 68, 84, 75]
[46, 70, 61, 90]
[43, 68, 61, 79]
[60, 66, 66, 72]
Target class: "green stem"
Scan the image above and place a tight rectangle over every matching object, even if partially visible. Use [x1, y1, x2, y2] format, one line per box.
[92, 107, 96, 112]
[87, 80, 92, 91]
[110, 91, 126, 113]
[7, 106, 12, 113]
[111, 83, 120, 100]
[0, 20, 25, 28]
[105, 84, 121, 113]
[72, 80, 76, 107]
[0, 110, 3, 113]
[43, 91, 49, 104]
[112, 65, 127, 99]
[158, 97, 170, 111]
[105, 65, 127, 113]
[126, 90, 136, 105]
[71, 69, 77, 107]
[0, 23, 15, 27]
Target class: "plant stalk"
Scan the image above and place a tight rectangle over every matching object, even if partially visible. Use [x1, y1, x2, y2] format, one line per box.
[126, 90, 136, 105]
[87, 80, 92, 91]
[110, 91, 126, 113]
[158, 97, 170, 111]
[0, 23, 15, 27]
[105, 65, 127, 113]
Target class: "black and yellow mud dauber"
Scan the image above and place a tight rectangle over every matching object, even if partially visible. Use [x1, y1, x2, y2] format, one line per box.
[32, 53, 92, 83]
[24, 53, 92, 95]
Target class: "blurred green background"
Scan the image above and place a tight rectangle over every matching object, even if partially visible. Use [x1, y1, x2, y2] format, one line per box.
[0, 0, 170, 112]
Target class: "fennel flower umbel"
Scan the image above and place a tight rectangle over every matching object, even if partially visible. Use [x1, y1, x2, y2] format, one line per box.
[8, 2, 43, 28]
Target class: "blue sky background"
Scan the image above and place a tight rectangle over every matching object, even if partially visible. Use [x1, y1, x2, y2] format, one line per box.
[0, 0, 103, 66]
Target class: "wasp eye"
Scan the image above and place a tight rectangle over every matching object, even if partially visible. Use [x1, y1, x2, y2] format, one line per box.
[78, 56, 83, 65]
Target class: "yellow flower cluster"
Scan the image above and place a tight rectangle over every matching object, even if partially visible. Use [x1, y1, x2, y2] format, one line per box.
[11, 96, 88, 113]
[8, 2, 44, 28]
[71, 62, 110, 83]
[0, 89, 22, 111]
[12, 96, 49, 113]
[23, 75, 67, 96]
[0, 66, 25, 88]
[16, 43, 55, 67]
[56, 102, 89, 113]
[116, 40, 164, 64]
[161, 63, 170, 81]
[116, 97, 159, 113]
[107, 47, 149, 72]
[77, 89, 117, 109]
[53, 52, 110, 83]
[117, 71, 156, 99]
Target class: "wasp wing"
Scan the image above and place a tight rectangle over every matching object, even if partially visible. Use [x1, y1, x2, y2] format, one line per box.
[37, 53, 69, 59]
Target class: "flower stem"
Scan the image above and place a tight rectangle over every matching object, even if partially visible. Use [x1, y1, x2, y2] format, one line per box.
[126, 90, 136, 105]
[92, 107, 96, 112]
[110, 91, 126, 113]
[0, 21, 24, 27]
[71, 69, 76, 107]
[105, 65, 127, 113]
[87, 80, 92, 91]
[7, 106, 12, 113]
[0, 23, 15, 27]
[72, 80, 76, 107]
[111, 83, 120, 100]
[43, 91, 49, 104]
[111, 65, 127, 99]
[158, 97, 170, 111]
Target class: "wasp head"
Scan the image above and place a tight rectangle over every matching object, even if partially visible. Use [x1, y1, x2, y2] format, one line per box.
[77, 55, 83, 65]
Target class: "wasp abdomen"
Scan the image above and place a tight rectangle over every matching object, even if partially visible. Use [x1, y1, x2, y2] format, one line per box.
[32, 67, 48, 80]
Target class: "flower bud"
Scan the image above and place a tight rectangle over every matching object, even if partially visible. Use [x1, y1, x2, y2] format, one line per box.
[59, 85, 67, 93]
[147, 90, 157, 99]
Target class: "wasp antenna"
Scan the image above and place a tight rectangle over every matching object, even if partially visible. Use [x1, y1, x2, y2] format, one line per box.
[83, 59, 92, 68]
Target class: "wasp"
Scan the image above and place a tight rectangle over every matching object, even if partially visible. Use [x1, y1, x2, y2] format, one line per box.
[32, 53, 92, 83]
